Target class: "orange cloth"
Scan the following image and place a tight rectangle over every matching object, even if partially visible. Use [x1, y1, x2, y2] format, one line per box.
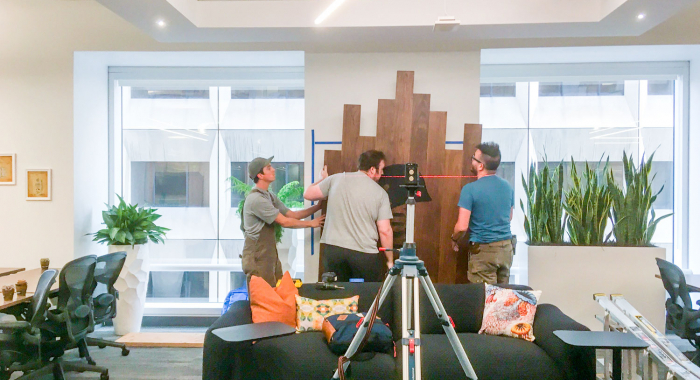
[249, 271, 299, 327]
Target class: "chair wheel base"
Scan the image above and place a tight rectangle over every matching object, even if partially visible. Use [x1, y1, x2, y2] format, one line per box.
[100, 370, 109, 380]
[98, 344, 106, 349]
[122, 348, 130, 356]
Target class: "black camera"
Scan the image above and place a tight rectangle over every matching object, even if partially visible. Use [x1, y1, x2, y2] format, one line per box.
[317, 272, 344, 290]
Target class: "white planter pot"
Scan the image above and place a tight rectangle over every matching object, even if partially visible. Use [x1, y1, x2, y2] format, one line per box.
[109, 244, 150, 335]
[527, 245, 665, 331]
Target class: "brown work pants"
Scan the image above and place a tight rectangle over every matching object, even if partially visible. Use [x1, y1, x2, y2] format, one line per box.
[467, 239, 514, 285]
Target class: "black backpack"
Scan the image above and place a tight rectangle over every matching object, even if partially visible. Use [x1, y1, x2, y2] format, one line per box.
[322, 313, 394, 356]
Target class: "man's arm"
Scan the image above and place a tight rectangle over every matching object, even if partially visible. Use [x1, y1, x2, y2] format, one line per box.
[303, 165, 328, 201]
[285, 203, 323, 220]
[377, 219, 394, 268]
[274, 212, 325, 229]
[453, 207, 471, 235]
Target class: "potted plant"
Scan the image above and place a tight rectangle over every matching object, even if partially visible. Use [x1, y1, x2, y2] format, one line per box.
[525, 154, 668, 330]
[91, 195, 169, 335]
[230, 178, 305, 272]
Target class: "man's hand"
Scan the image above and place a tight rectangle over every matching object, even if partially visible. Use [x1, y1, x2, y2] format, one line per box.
[386, 260, 394, 269]
[320, 165, 328, 180]
[310, 214, 325, 228]
[451, 240, 459, 252]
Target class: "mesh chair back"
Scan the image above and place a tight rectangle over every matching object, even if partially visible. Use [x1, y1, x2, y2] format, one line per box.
[655, 257, 700, 339]
[91, 251, 126, 323]
[58, 255, 96, 337]
[28, 269, 57, 328]
[656, 258, 692, 310]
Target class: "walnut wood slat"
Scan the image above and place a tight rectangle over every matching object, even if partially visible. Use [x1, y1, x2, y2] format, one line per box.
[323, 71, 482, 284]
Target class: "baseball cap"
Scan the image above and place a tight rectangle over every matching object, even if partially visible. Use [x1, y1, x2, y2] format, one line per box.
[248, 156, 274, 180]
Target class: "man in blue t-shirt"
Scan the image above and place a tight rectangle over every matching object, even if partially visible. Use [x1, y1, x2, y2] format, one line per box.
[452, 142, 514, 284]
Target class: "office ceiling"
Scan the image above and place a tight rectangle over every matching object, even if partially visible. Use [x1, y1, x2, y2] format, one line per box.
[94, 0, 700, 49]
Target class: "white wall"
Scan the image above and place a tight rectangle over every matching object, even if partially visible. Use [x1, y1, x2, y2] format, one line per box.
[303, 52, 481, 281]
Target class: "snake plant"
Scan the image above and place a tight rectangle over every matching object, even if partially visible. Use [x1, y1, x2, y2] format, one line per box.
[607, 152, 671, 246]
[521, 161, 566, 244]
[563, 159, 613, 246]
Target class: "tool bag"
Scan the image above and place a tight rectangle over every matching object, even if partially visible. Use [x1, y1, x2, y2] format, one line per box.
[322, 313, 393, 356]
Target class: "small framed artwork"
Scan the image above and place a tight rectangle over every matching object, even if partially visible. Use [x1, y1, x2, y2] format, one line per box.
[0, 154, 16, 185]
[26, 169, 51, 201]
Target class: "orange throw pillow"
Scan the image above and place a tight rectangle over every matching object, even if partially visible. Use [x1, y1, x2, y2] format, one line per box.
[249, 272, 299, 328]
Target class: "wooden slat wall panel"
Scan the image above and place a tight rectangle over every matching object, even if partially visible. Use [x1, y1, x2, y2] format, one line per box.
[341, 104, 362, 172]
[392, 71, 415, 164]
[461, 123, 482, 187]
[418, 111, 446, 280]
[319, 149, 343, 280]
[437, 150, 463, 284]
[375, 99, 396, 163]
[323, 71, 483, 284]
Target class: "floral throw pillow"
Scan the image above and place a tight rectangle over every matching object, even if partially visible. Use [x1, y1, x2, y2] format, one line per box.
[295, 295, 359, 332]
[478, 285, 541, 342]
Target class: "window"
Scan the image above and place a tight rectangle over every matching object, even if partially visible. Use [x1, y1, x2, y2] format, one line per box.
[230, 162, 304, 207]
[539, 81, 625, 96]
[480, 83, 516, 97]
[110, 67, 305, 310]
[481, 76, 679, 282]
[131, 162, 210, 207]
[648, 80, 674, 95]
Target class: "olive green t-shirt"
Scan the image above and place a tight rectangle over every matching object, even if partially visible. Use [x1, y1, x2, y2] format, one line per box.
[319, 172, 393, 253]
[242, 187, 290, 241]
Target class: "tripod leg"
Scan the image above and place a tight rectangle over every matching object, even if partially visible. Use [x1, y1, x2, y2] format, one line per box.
[412, 276, 422, 380]
[419, 275, 478, 380]
[331, 273, 397, 380]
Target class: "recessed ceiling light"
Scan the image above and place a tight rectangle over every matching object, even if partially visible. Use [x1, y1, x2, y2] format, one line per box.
[156, 19, 166, 28]
[637, 13, 646, 20]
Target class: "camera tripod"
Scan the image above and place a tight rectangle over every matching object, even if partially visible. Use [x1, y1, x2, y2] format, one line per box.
[332, 164, 477, 380]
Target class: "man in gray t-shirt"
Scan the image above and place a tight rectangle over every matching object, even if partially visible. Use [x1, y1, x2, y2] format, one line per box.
[241, 156, 324, 287]
[304, 150, 393, 282]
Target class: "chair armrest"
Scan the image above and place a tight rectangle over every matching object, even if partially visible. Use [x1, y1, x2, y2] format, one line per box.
[0, 321, 31, 331]
[203, 301, 259, 380]
[533, 304, 596, 380]
[95, 294, 115, 307]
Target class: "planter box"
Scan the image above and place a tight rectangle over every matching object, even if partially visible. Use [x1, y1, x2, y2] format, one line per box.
[527, 245, 666, 331]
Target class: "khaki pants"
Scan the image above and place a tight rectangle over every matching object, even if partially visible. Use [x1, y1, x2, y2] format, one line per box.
[467, 239, 514, 284]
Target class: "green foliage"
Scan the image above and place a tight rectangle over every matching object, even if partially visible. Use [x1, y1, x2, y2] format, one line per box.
[608, 152, 672, 246]
[229, 177, 305, 243]
[91, 195, 169, 246]
[521, 161, 566, 244]
[563, 159, 613, 246]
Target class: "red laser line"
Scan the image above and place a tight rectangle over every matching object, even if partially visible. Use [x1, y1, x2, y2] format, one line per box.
[383, 175, 477, 178]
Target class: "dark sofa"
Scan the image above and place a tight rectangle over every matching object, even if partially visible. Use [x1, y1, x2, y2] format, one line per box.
[203, 282, 595, 380]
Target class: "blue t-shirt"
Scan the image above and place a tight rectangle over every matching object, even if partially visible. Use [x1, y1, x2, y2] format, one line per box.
[457, 175, 514, 243]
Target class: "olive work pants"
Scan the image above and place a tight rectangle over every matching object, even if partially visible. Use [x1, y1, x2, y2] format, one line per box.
[466, 238, 514, 285]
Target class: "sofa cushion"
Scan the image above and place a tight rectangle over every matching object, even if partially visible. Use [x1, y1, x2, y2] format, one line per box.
[252, 331, 397, 380]
[298, 282, 393, 326]
[417, 333, 565, 380]
[408, 282, 534, 335]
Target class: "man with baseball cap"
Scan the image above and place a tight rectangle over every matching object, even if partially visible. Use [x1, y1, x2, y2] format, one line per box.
[242, 156, 325, 287]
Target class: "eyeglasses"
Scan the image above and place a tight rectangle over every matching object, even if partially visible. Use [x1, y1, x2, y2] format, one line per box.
[471, 155, 482, 164]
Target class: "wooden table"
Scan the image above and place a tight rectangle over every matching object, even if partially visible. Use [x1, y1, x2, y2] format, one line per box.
[0, 268, 59, 311]
[0, 268, 25, 277]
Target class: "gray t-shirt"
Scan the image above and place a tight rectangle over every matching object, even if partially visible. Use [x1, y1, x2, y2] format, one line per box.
[319, 172, 393, 253]
[243, 187, 290, 241]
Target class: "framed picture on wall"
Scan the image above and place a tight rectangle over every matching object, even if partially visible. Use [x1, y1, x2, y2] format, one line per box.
[0, 154, 16, 185]
[26, 169, 51, 201]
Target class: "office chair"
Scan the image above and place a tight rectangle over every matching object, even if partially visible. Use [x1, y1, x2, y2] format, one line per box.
[0, 269, 58, 380]
[656, 258, 700, 364]
[41, 255, 109, 380]
[87, 251, 130, 356]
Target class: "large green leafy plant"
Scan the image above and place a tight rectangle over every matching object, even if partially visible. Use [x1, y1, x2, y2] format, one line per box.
[608, 152, 671, 246]
[563, 159, 613, 246]
[521, 161, 566, 244]
[91, 195, 169, 246]
[230, 177, 304, 243]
